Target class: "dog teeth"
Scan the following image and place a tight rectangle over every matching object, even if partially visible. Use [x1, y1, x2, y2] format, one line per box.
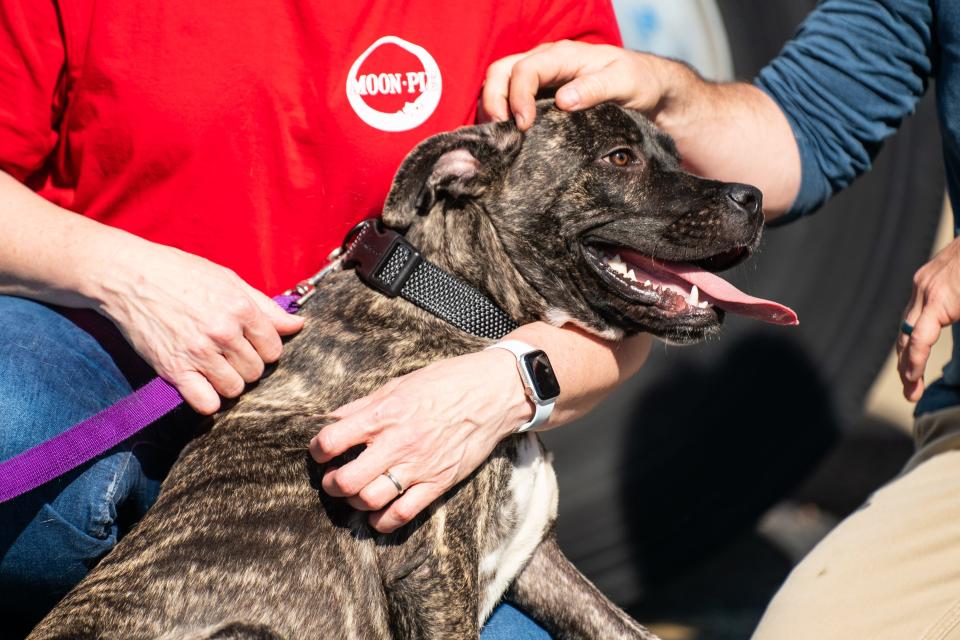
[625, 269, 637, 282]
[688, 285, 699, 305]
[607, 254, 628, 275]
[698, 301, 710, 308]
[644, 279, 651, 287]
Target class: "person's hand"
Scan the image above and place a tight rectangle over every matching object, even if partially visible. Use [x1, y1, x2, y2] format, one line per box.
[95, 239, 304, 414]
[897, 237, 960, 401]
[309, 348, 531, 533]
[480, 40, 801, 216]
[480, 40, 694, 131]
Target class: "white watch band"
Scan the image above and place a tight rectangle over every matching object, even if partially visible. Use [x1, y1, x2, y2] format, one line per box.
[485, 340, 556, 433]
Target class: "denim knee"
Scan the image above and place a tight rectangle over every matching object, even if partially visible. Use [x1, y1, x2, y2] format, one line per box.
[482, 603, 552, 639]
[0, 296, 135, 456]
[0, 451, 141, 620]
[0, 296, 153, 623]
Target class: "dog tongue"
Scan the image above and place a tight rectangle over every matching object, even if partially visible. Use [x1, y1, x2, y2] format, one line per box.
[619, 250, 798, 325]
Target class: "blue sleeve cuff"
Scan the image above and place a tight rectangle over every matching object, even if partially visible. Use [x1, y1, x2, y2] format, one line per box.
[754, 83, 830, 225]
[751, 0, 933, 223]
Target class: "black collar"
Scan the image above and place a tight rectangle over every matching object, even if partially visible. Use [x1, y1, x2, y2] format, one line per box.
[340, 219, 518, 340]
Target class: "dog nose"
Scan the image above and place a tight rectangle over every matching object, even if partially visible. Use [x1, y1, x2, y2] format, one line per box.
[725, 183, 762, 216]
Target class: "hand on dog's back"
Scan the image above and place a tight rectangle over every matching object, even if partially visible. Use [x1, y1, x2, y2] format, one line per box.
[310, 347, 531, 533]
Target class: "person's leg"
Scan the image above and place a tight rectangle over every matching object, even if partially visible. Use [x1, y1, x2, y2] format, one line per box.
[753, 404, 960, 640]
[482, 603, 552, 639]
[0, 296, 190, 632]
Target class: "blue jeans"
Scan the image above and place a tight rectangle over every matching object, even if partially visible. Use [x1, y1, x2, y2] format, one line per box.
[0, 296, 548, 637]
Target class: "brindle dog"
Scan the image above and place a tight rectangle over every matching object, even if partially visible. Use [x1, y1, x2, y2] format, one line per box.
[29, 102, 764, 640]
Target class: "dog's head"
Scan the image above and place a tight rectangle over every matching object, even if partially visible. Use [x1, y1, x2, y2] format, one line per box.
[382, 102, 794, 343]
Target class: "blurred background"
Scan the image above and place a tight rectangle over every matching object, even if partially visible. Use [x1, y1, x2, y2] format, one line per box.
[543, 1, 948, 638]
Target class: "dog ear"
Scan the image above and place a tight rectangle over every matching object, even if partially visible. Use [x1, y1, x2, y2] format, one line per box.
[382, 122, 522, 229]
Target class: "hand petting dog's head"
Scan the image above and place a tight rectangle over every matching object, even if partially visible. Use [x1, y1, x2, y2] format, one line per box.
[382, 101, 794, 344]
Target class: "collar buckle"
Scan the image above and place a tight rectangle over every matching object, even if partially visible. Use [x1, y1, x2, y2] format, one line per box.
[342, 219, 423, 298]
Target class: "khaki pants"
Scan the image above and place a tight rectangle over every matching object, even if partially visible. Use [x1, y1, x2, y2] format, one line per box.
[754, 406, 960, 640]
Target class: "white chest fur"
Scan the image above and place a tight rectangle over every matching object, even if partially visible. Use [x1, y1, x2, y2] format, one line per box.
[478, 432, 559, 622]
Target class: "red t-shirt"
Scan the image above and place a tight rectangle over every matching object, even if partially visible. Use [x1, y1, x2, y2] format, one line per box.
[0, 1, 620, 293]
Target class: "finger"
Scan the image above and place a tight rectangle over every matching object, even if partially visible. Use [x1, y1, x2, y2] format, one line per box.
[899, 307, 940, 402]
[896, 290, 924, 391]
[903, 309, 940, 381]
[556, 58, 661, 116]
[242, 320, 283, 365]
[238, 300, 285, 364]
[481, 43, 553, 123]
[170, 369, 222, 415]
[897, 346, 917, 400]
[481, 52, 528, 123]
[369, 482, 441, 533]
[555, 67, 626, 112]
[346, 472, 406, 511]
[903, 309, 943, 389]
[245, 285, 305, 336]
[200, 351, 247, 399]
[220, 334, 265, 383]
[309, 415, 378, 463]
[321, 443, 399, 498]
[903, 377, 924, 403]
[169, 371, 220, 416]
[896, 287, 923, 357]
[508, 46, 586, 129]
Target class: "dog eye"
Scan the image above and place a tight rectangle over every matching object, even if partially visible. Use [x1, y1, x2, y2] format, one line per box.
[604, 149, 637, 167]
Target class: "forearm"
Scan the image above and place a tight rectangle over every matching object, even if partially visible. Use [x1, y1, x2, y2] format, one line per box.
[499, 321, 651, 429]
[652, 0, 933, 219]
[0, 169, 303, 413]
[0, 169, 141, 309]
[648, 58, 801, 219]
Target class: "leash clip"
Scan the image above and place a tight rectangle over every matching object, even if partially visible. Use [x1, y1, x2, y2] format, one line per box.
[288, 281, 317, 306]
[282, 245, 346, 306]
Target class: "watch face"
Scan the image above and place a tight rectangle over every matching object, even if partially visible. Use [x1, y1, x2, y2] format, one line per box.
[522, 350, 561, 401]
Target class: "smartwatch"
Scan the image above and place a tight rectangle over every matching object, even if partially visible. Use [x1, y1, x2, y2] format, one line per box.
[485, 340, 561, 433]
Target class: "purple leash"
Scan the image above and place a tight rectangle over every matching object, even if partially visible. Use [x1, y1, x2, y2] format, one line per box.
[0, 288, 311, 504]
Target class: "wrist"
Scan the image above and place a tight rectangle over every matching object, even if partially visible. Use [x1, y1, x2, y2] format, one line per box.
[75, 227, 152, 319]
[501, 322, 649, 428]
[485, 339, 562, 434]
[484, 347, 538, 436]
[650, 56, 710, 134]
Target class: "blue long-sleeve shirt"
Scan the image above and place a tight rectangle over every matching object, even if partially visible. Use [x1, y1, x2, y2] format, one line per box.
[754, 0, 960, 414]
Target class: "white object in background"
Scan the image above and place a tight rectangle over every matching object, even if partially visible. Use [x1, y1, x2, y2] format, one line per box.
[612, 0, 734, 82]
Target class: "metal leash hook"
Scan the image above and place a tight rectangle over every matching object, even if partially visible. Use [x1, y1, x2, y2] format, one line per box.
[283, 246, 346, 307]
[284, 218, 384, 306]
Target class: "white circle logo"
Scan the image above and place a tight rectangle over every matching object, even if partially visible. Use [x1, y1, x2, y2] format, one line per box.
[346, 36, 443, 132]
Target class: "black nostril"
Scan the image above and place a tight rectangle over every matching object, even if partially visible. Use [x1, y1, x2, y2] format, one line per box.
[725, 183, 762, 216]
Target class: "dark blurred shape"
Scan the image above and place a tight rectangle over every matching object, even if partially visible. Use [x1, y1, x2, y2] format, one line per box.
[791, 415, 915, 519]
[620, 336, 836, 588]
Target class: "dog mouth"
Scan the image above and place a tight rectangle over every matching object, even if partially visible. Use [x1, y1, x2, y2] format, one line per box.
[583, 244, 798, 325]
